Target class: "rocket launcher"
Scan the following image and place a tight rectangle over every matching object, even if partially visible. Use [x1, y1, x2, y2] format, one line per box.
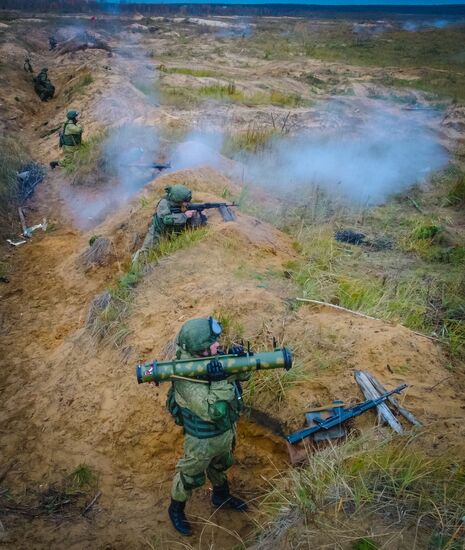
[136, 347, 292, 385]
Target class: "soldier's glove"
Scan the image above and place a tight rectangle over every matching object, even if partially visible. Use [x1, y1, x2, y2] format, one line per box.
[206, 359, 228, 381]
[228, 344, 246, 356]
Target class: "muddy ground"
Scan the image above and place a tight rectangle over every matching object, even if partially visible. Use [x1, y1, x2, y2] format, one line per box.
[0, 12, 464, 550]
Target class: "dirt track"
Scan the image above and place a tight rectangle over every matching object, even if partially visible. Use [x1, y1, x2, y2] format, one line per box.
[1, 13, 465, 550]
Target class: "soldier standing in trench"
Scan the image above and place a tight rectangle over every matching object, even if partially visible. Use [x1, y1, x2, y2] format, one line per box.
[50, 110, 84, 169]
[166, 317, 249, 536]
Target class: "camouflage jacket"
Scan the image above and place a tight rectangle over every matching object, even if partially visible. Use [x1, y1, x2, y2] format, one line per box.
[153, 198, 188, 233]
[173, 349, 249, 424]
[62, 121, 83, 147]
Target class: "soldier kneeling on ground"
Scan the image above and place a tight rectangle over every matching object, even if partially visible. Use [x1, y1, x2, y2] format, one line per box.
[132, 184, 206, 263]
[167, 317, 249, 536]
[33, 68, 55, 102]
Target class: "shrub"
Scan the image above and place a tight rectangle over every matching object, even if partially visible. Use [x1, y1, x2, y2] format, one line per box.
[0, 137, 30, 236]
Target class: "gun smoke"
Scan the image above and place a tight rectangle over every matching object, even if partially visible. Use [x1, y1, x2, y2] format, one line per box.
[174, 101, 448, 205]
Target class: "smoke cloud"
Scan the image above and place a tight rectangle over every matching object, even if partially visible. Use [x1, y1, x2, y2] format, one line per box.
[173, 102, 448, 205]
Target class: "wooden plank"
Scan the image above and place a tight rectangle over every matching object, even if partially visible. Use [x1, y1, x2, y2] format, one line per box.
[364, 371, 422, 427]
[18, 207, 27, 235]
[354, 370, 403, 434]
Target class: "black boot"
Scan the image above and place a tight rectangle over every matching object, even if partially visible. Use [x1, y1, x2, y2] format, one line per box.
[168, 498, 192, 536]
[212, 481, 248, 512]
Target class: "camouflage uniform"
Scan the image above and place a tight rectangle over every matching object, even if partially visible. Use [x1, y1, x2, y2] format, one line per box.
[167, 317, 249, 536]
[33, 68, 55, 101]
[140, 185, 205, 252]
[170, 349, 247, 502]
[60, 111, 83, 154]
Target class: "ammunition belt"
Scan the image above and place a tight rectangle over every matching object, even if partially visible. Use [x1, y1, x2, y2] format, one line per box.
[180, 407, 229, 439]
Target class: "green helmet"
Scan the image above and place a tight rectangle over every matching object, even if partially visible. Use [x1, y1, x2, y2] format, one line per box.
[177, 317, 222, 355]
[165, 184, 192, 204]
[67, 110, 79, 120]
[41, 67, 48, 72]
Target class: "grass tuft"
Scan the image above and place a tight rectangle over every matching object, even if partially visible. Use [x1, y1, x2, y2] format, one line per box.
[257, 432, 465, 548]
[64, 72, 94, 100]
[69, 464, 96, 488]
[0, 136, 30, 236]
[88, 228, 210, 347]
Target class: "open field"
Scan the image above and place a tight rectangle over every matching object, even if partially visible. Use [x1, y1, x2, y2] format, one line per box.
[0, 8, 464, 550]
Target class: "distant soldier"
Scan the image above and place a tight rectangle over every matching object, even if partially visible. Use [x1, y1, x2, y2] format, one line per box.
[33, 68, 55, 102]
[50, 110, 84, 169]
[48, 36, 57, 51]
[59, 110, 83, 153]
[23, 57, 33, 74]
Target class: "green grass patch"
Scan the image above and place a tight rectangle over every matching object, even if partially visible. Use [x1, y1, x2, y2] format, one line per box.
[446, 171, 465, 206]
[69, 464, 96, 489]
[222, 126, 278, 156]
[158, 64, 218, 77]
[159, 81, 308, 109]
[61, 132, 107, 185]
[88, 227, 209, 347]
[64, 72, 94, 100]
[0, 136, 30, 236]
[245, 25, 465, 100]
[159, 85, 200, 109]
[257, 433, 465, 548]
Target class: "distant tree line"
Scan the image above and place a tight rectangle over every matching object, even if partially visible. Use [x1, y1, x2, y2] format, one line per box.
[0, 0, 464, 18]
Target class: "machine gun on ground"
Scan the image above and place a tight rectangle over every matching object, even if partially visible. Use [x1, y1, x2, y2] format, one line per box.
[287, 384, 408, 445]
[173, 202, 237, 222]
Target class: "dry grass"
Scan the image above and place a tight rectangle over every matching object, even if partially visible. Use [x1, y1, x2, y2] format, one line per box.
[254, 431, 465, 549]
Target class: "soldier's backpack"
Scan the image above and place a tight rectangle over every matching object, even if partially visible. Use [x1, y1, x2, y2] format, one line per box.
[59, 121, 70, 148]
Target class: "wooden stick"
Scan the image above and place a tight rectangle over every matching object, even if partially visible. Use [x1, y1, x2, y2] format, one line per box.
[354, 370, 403, 434]
[18, 208, 27, 235]
[407, 196, 424, 214]
[296, 298, 381, 321]
[82, 491, 101, 515]
[363, 371, 421, 427]
[427, 376, 453, 391]
[296, 298, 444, 344]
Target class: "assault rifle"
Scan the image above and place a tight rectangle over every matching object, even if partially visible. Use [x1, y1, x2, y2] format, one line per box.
[286, 384, 408, 445]
[124, 162, 171, 171]
[173, 202, 237, 222]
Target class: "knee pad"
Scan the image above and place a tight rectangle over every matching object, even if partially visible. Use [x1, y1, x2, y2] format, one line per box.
[211, 453, 234, 472]
[180, 471, 206, 491]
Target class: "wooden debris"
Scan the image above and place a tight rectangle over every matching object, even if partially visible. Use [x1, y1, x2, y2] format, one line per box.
[82, 491, 101, 516]
[79, 236, 113, 270]
[296, 298, 380, 321]
[354, 370, 403, 433]
[18, 207, 27, 235]
[364, 371, 421, 427]
[296, 297, 445, 344]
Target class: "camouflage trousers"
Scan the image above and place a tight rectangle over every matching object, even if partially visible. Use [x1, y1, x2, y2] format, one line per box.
[141, 222, 161, 251]
[171, 429, 235, 502]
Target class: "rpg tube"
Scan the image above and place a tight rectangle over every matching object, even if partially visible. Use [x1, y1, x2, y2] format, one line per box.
[136, 348, 292, 384]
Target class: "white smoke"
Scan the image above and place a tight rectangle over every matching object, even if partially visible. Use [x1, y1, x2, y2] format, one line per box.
[171, 101, 448, 205]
